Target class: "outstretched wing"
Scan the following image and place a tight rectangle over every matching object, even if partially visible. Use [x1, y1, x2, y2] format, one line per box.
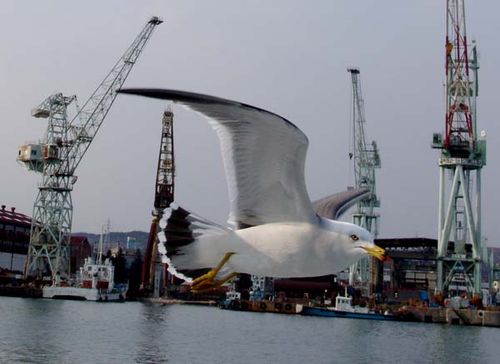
[119, 88, 316, 227]
[312, 188, 370, 220]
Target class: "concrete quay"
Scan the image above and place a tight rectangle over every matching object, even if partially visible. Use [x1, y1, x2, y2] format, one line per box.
[404, 306, 500, 327]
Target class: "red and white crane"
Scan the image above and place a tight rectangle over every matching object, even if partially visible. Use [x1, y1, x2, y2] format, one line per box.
[432, 0, 485, 295]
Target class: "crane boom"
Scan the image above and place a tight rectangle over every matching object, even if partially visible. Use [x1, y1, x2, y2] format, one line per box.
[444, 0, 474, 152]
[348, 68, 380, 233]
[347, 68, 381, 294]
[62, 16, 163, 175]
[19, 17, 162, 280]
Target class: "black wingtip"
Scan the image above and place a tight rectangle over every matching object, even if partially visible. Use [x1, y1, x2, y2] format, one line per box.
[116, 88, 141, 95]
[117, 88, 172, 99]
[117, 88, 233, 105]
[117, 88, 303, 132]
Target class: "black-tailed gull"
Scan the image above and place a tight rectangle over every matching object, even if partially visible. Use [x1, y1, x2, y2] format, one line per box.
[118, 89, 386, 291]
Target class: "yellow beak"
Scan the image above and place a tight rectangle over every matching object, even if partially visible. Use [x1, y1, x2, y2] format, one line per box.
[360, 244, 387, 261]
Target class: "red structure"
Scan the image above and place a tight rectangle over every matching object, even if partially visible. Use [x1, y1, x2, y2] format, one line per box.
[142, 109, 175, 292]
[0, 205, 31, 272]
[443, 0, 475, 153]
[70, 236, 92, 274]
[0, 204, 91, 274]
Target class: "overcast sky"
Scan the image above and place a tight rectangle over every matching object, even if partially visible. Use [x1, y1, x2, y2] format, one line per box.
[1, 1, 499, 245]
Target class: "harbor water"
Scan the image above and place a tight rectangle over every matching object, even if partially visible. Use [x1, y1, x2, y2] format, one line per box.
[1, 297, 499, 363]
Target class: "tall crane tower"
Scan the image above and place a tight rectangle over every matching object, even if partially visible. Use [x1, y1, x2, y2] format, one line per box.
[431, 0, 485, 295]
[347, 68, 381, 294]
[17, 17, 162, 280]
[142, 108, 175, 295]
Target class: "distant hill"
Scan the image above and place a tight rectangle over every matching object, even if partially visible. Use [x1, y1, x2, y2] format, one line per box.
[72, 230, 149, 249]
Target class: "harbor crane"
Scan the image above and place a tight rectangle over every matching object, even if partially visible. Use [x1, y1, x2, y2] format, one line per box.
[17, 17, 162, 280]
[142, 108, 175, 296]
[347, 68, 381, 294]
[431, 0, 485, 295]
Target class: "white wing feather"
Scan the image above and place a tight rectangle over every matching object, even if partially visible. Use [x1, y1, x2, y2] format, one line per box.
[118, 89, 317, 227]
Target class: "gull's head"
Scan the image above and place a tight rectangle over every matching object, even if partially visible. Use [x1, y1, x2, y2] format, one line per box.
[352, 232, 386, 262]
[323, 219, 387, 262]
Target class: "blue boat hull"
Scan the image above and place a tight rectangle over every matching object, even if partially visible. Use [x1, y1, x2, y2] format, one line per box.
[301, 306, 397, 321]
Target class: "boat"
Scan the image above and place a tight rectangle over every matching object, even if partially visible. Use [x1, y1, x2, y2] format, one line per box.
[43, 227, 127, 302]
[301, 288, 397, 321]
[219, 287, 303, 314]
[42, 256, 127, 301]
[220, 297, 303, 314]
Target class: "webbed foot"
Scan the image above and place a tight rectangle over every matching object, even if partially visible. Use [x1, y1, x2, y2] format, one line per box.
[190, 252, 237, 292]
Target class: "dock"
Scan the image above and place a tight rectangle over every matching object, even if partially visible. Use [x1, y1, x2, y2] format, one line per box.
[0, 285, 42, 298]
[402, 306, 500, 327]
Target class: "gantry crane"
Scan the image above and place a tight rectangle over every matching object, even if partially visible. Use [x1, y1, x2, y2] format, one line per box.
[431, 0, 485, 296]
[17, 17, 162, 280]
[347, 68, 381, 294]
[142, 109, 175, 296]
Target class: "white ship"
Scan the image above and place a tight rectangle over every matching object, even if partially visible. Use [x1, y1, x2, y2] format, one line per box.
[43, 224, 127, 302]
[42, 256, 127, 301]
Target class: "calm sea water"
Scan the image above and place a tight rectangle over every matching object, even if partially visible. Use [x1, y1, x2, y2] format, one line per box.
[0, 297, 499, 363]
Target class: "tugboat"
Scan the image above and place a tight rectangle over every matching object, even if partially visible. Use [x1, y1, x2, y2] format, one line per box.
[301, 288, 396, 321]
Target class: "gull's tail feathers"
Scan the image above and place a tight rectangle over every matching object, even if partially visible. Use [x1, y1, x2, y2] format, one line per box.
[157, 203, 231, 282]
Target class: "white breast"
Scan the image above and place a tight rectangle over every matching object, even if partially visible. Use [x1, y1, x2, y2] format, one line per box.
[224, 222, 360, 277]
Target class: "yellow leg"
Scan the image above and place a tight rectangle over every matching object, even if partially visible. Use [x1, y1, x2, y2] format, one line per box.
[191, 272, 239, 293]
[191, 252, 237, 292]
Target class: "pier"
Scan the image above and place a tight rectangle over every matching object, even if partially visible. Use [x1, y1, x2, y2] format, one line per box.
[403, 307, 500, 327]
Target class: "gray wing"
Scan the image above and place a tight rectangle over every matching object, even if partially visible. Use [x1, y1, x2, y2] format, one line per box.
[119, 89, 316, 227]
[312, 188, 370, 220]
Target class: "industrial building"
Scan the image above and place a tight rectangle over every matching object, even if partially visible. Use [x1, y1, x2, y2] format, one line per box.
[0, 205, 92, 276]
[0, 205, 31, 273]
[377, 238, 438, 295]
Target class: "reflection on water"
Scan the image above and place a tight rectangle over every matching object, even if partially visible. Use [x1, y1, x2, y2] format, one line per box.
[135, 303, 170, 363]
[0, 297, 498, 364]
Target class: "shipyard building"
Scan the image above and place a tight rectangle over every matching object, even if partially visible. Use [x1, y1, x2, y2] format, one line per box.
[0, 205, 91, 277]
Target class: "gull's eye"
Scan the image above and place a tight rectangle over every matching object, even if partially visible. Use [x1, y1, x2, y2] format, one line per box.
[350, 234, 359, 241]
